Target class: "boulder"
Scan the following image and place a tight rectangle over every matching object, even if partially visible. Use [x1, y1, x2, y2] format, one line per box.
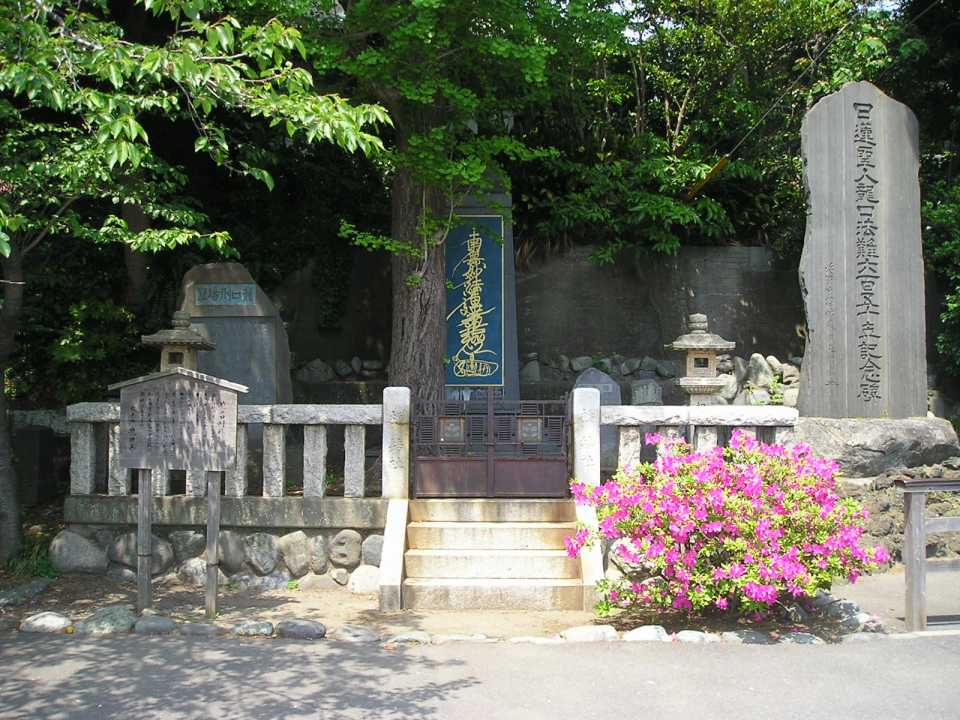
[350, 356, 362, 374]
[622, 625, 670, 642]
[106, 564, 136, 584]
[733, 356, 748, 384]
[794, 417, 960, 477]
[20, 612, 72, 633]
[310, 535, 329, 574]
[766, 355, 783, 375]
[520, 360, 541, 383]
[276, 619, 326, 640]
[74, 604, 137, 635]
[177, 557, 228, 588]
[640, 356, 659, 373]
[654, 361, 676, 379]
[734, 388, 770, 406]
[135, 616, 177, 635]
[331, 568, 350, 585]
[331, 625, 380, 643]
[0, 578, 52, 608]
[558, 355, 571, 373]
[299, 573, 340, 591]
[232, 620, 273, 637]
[217, 531, 246, 574]
[783, 387, 799, 408]
[329, 529, 362, 570]
[50, 530, 107, 574]
[675, 630, 720, 644]
[108, 532, 174, 576]
[169, 530, 206, 562]
[243, 533, 279, 576]
[558, 625, 619, 642]
[361, 534, 384, 567]
[334, 359, 353, 378]
[258, 566, 293, 590]
[746, 353, 774, 389]
[570, 356, 593, 373]
[295, 359, 334, 384]
[781, 364, 800, 385]
[180, 622, 229, 637]
[718, 373, 740, 402]
[277, 531, 310, 578]
[623, 358, 643, 375]
[348, 564, 380, 594]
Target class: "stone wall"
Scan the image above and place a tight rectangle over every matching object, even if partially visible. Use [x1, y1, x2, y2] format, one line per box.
[516, 244, 806, 366]
[50, 497, 387, 593]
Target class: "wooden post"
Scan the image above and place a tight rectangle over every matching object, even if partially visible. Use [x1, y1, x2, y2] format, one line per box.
[205, 470, 221, 620]
[904, 491, 927, 631]
[136, 468, 153, 613]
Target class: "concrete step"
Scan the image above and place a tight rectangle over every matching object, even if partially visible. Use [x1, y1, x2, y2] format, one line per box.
[406, 521, 575, 550]
[403, 578, 584, 611]
[404, 548, 579, 579]
[409, 499, 576, 523]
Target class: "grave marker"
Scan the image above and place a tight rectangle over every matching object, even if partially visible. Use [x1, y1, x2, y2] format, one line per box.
[798, 81, 926, 418]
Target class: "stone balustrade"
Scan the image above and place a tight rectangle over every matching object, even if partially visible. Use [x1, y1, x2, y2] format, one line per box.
[601, 404, 799, 468]
[66, 388, 412, 501]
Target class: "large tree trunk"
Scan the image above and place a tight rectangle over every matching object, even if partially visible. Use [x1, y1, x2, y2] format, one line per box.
[0, 250, 24, 562]
[122, 204, 150, 313]
[387, 166, 446, 405]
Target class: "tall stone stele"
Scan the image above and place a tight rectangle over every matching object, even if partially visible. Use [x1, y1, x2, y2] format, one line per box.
[798, 81, 926, 418]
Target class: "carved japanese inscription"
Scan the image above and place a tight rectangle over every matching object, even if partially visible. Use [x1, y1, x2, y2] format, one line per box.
[119, 374, 238, 471]
[798, 82, 925, 418]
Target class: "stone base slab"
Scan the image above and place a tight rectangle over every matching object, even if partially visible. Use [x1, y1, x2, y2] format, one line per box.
[65, 495, 386, 529]
[795, 417, 960, 477]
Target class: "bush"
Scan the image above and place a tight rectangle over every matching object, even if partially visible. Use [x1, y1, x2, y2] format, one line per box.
[567, 430, 888, 617]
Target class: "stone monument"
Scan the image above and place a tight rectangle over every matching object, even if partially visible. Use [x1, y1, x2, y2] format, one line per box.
[179, 263, 292, 406]
[444, 187, 520, 400]
[798, 81, 926, 418]
[574, 367, 621, 470]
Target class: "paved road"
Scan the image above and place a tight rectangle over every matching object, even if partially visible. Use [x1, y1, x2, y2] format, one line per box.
[1, 632, 959, 720]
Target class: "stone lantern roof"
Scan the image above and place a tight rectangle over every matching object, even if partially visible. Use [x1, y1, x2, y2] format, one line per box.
[141, 311, 215, 351]
[665, 314, 735, 352]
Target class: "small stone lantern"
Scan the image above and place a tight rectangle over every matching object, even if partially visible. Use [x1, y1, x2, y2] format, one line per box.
[665, 313, 735, 405]
[141, 311, 214, 372]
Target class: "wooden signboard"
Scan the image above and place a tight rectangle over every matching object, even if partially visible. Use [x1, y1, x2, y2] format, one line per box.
[116, 370, 243, 471]
[109, 367, 247, 617]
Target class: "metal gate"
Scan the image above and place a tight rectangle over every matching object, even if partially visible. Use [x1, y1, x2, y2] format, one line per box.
[413, 395, 568, 498]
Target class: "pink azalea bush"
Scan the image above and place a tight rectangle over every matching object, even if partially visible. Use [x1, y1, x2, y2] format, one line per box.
[566, 429, 889, 616]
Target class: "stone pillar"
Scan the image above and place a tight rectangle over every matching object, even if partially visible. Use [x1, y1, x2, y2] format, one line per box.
[617, 426, 642, 471]
[343, 425, 366, 498]
[225, 424, 248, 498]
[262, 424, 286, 497]
[303, 425, 328, 497]
[70, 422, 97, 495]
[693, 426, 719, 452]
[186, 469, 207, 497]
[107, 424, 129, 496]
[571, 388, 604, 610]
[381, 387, 411, 500]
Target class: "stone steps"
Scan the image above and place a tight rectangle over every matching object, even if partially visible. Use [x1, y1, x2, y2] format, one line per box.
[402, 578, 584, 611]
[406, 521, 574, 550]
[409, 499, 576, 523]
[402, 499, 584, 610]
[404, 548, 578, 579]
